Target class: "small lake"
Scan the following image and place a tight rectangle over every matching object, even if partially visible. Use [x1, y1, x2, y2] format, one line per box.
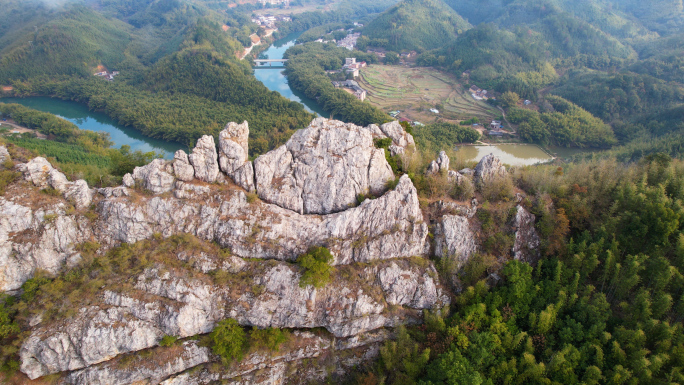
[253, 32, 328, 117]
[455, 144, 553, 166]
[0, 97, 183, 158]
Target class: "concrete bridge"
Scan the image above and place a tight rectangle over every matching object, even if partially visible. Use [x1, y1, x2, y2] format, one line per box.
[253, 59, 288, 67]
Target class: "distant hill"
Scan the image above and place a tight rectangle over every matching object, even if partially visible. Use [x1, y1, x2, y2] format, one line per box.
[0, 5, 132, 82]
[362, 0, 472, 51]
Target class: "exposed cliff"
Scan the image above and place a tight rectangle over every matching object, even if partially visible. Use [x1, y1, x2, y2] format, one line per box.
[0, 118, 539, 384]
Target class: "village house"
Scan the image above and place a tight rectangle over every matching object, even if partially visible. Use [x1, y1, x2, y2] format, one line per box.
[469, 85, 489, 100]
[332, 79, 367, 101]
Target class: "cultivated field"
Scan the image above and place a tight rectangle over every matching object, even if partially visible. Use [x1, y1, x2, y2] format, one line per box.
[359, 65, 499, 124]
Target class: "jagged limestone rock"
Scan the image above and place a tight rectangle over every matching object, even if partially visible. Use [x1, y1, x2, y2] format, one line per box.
[64, 180, 93, 209]
[0, 198, 89, 292]
[218, 121, 249, 173]
[218, 121, 255, 192]
[189, 135, 220, 183]
[64, 340, 211, 385]
[97, 187, 130, 198]
[20, 256, 448, 379]
[19, 157, 54, 189]
[378, 121, 415, 156]
[0, 146, 10, 163]
[173, 181, 211, 199]
[20, 306, 165, 380]
[254, 118, 394, 214]
[513, 205, 541, 263]
[433, 215, 477, 268]
[132, 159, 175, 194]
[48, 169, 70, 192]
[173, 150, 194, 182]
[122, 173, 134, 188]
[474, 154, 507, 185]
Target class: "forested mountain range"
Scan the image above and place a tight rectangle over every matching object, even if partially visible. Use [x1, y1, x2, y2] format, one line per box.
[359, 0, 684, 155]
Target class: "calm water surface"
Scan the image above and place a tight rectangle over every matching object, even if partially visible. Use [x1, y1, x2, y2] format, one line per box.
[254, 32, 327, 117]
[1, 97, 183, 158]
[455, 144, 553, 166]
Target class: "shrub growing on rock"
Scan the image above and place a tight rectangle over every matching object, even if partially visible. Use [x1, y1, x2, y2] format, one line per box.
[297, 246, 335, 288]
[211, 318, 247, 363]
[250, 327, 290, 352]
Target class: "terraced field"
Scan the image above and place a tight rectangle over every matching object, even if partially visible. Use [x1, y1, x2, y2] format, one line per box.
[359, 65, 499, 124]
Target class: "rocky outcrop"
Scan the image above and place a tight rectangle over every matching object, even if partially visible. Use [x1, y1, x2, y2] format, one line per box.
[370, 121, 415, 156]
[19, 254, 448, 379]
[122, 173, 134, 188]
[189, 135, 220, 183]
[64, 340, 211, 385]
[427, 151, 450, 175]
[254, 118, 394, 214]
[474, 154, 507, 185]
[172, 150, 194, 182]
[133, 159, 175, 194]
[64, 180, 93, 209]
[513, 205, 541, 264]
[96, 174, 426, 265]
[433, 215, 477, 267]
[217, 121, 255, 191]
[0, 146, 10, 164]
[19, 157, 54, 189]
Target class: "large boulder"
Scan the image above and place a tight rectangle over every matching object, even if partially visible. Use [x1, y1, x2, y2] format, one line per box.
[64, 180, 93, 209]
[427, 151, 450, 175]
[188, 136, 220, 183]
[513, 205, 541, 263]
[132, 159, 175, 194]
[20, 157, 54, 189]
[474, 154, 507, 185]
[0, 146, 10, 164]
[373, 121, 416, 156]
[172, 150, 194, 182]
[218, 122, 254, 191]
[433, 215, 477, 268]
[254, 118, 395, 214]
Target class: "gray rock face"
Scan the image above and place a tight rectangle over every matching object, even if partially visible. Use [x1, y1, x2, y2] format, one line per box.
[20, 306, 165, 380]
[513, 205, 541, 263]
[160, 330, 387, 385]
[48, 169, 70, 192]
[20, 157, 54, 189]
[0, 198, 89, 292]
[0, 146, 10, 164]
[20, 255, 448, 379]
[218, 122, 255, 192]
[254, 118, 394, 214]
[375, 121, 415, 156]
[96, 174, 426, 265]
[427, 151, 450, 175]
[433, 215, 477, 268]
[172, 150, 194, 182]
[64, 180, 93, 209]
[122, 173, 135, 188]
[378, 262, 439, 308]
[218, 121, 249, 173]
[189, 136, 220, 183]
[133, 159, 175, 194]
[64, 340, 211, 385]
[474, 154, 507, 185]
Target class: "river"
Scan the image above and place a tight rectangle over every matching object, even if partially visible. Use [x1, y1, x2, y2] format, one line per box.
[0, 97, 183, 159]
[253, 32, 327, 117]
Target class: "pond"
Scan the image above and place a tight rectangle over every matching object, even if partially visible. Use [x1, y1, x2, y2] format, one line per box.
[253, 32, 328, 117]
[455, 144, 554, 166]
[0, 97, 183, 159]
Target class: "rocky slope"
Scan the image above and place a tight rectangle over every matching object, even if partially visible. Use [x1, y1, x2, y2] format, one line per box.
[0, 118, 540, 384]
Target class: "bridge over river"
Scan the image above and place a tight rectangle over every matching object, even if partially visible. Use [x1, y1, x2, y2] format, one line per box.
[253, 59, 288, 67]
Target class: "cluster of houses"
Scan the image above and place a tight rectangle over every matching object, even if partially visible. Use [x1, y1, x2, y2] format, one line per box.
[94, 71, 119, 81]
[343, 57, 367, 77]
[332, 79, 367, 101]
[251, 14, 290, 29]
[366, 48, 386, 58]
[337, 32, 361, 50]
[469, 85, 488, 100]
[256, 0, 290, 7]
[400, 51, 417, 60]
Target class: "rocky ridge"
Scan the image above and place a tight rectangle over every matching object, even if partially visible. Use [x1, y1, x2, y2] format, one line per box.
[0, 118, 540, 384]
